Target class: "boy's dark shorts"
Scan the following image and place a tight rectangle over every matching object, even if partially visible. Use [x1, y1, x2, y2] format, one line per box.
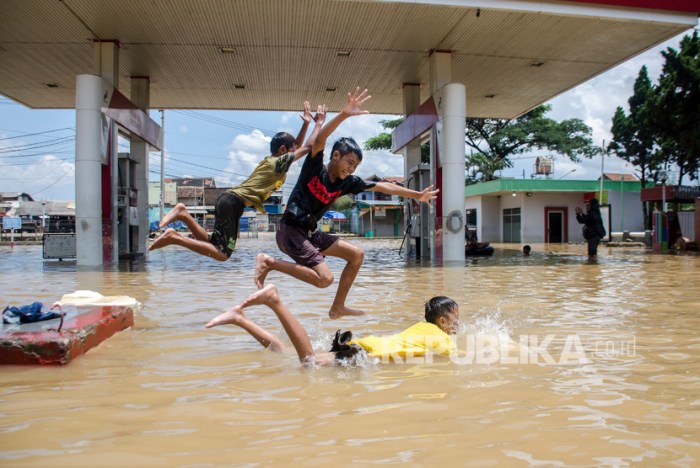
[209, 192, 245, 258]
[276, 219, 339, 268]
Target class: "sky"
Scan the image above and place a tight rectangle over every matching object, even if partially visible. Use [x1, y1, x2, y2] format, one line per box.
[1, 28, 697, 203]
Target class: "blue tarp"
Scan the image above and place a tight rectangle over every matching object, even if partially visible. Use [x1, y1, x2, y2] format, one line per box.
[323, 211, 347, 220]
[149, 220, 187, 231]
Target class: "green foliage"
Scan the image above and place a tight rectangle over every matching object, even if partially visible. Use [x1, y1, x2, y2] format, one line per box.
[653, 31, 700, 182]
[330, 195, 354, 213]
[609, 66, 660, 186]
[610, 32, 699, 186]
[465, 104, 599, 182]
[365, 106, 599, 181]
[364, 118, 430, 163]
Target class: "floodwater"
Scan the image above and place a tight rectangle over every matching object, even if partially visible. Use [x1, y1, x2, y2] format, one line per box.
[1, 236, 700, 466]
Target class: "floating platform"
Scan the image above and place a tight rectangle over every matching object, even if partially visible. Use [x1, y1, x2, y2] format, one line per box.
[1, 291, 138, 365]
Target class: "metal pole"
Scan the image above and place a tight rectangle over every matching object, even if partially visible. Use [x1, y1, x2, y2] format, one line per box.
[160, 110, 165, 221]
[620, 178, 624, 232]
[599, 140, 605, 202]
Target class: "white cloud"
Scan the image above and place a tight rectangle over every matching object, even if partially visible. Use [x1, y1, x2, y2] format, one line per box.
[218, 129, 272, 186]
[179, 124, 189, 133]
[0, 154, 75, 201]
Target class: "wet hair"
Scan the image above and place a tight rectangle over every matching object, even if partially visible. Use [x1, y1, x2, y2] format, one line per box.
[523, 245, 531, 255]
[270, 132, 296, 154]
[330, 329, 362, 361]
[424, 296, 458, 324]
[330, 137, 363, 161]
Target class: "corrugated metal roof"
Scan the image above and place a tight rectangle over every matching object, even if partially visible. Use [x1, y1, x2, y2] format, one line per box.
[465, 179, 643, 196]
[0, 1, 696, 117]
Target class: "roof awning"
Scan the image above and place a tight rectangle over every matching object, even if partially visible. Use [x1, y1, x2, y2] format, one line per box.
[356, 201, 404, 209]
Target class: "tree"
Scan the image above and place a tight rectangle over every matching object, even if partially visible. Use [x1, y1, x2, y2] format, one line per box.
[365, 118, 430, 163]
[465, 105, 599, 182]
[608, 67, 661, 182]
[653, 31, 700, 183]
[365, 105, 599, 182]
[609, 66, 662, 228]
[331, 195, 354, 213]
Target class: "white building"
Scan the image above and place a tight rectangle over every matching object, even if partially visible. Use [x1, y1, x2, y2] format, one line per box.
[465, 178, 645, 244]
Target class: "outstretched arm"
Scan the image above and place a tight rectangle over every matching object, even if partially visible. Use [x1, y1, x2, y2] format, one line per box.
[293, 104, 327, 162]
[370, 182, 439, 204]
[310, 87, 371, 158]
[295, 101, 313, 148]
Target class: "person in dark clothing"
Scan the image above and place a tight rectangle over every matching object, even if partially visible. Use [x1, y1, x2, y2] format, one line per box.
[575, 198, 606, 258]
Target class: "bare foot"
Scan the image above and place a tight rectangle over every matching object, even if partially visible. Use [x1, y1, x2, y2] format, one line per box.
[205, 305, 245, 328]
[241, 284, 279, 308]
[329, 305, 365, 320]
[148, 228, 180, 251]
[159, 203, 188, 229]
[254, 253, 273, 289]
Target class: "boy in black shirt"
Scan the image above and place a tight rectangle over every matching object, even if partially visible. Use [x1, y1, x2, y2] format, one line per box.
[255, 88, 438, 319]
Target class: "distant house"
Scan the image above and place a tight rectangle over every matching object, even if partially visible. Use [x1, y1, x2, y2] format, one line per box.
[465, 177, 645, 244]
[14, 201, 75, 233]
[601, 172, 639, 182]
[1, 192, 34, 217]
[147, 178, 285, 232]
[354, 175, 406, 237]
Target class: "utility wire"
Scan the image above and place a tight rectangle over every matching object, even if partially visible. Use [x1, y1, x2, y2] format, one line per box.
[0, 127, 74, 140]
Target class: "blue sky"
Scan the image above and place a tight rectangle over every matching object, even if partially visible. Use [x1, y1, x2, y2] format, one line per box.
[0, 30, 695, 202]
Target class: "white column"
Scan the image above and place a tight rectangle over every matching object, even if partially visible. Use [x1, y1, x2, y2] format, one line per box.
[131, 77, 151, 256]
[440, 83, 466, 262]
[75, 74, 104, 266]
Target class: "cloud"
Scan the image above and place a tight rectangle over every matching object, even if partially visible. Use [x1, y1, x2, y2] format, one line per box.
[217, 130, 271, 186]
[0, 154, 75, 201]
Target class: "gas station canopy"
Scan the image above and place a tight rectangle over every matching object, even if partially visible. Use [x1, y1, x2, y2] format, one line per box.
[0, 0, 697, 117]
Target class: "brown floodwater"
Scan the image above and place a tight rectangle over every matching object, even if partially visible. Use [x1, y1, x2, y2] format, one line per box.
[1, 237, 699, 466]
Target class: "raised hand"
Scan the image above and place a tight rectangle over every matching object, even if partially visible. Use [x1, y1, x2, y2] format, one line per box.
[314, 104, 327, 125]
[341, 87, 371, 116]
[300, 101, 313, 123]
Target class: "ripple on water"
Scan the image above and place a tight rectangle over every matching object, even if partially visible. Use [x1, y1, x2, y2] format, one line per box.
[1, 241, 700, 466]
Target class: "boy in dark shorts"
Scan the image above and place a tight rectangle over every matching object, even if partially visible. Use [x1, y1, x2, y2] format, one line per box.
[254, 88, 438, 319]
[148, 102, 326, 261]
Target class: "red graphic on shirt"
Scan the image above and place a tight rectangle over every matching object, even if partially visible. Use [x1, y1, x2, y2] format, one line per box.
[307, 176, 342, 204]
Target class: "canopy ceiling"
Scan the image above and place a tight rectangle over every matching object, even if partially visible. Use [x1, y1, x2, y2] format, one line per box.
[0, 0, 697, 118]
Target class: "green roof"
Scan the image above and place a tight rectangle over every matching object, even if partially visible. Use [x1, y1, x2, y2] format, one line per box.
[465, 179, 643, 197]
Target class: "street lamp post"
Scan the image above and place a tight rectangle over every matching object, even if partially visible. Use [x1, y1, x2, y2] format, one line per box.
[558, 168, 577, 180]
[41, 201, 46, 233]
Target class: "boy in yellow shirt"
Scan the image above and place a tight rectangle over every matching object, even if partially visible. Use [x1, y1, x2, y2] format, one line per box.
[149, 101, 326, 261]
[206, 284, 459, 367]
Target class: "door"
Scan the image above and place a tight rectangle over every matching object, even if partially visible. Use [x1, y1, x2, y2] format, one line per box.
[503, 207, 521, 243]
[545, 207, 569, 243]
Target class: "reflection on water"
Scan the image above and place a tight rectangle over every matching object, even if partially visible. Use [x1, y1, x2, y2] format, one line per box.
[1, 238, 700, 466]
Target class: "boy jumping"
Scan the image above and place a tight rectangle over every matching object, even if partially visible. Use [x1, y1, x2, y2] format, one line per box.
[149, 102, 326, 261]
[254, 88, 438, 319]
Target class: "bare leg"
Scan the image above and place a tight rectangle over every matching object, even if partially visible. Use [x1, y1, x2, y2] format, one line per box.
[158, 203, 209, 241]
[320, 240, 365, 319]
[255, 253, 334, 290]
[148, 228, 228, 261]
[205, 303, 288, 352]
[240, 284, 316, 362]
